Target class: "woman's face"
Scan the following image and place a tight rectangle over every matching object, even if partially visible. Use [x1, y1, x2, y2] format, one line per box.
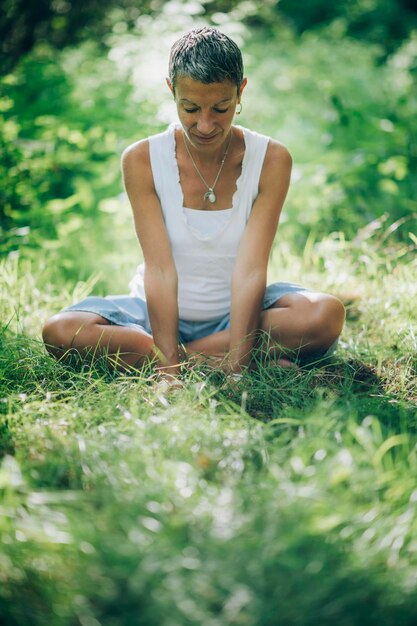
[168, 75, 247, 151]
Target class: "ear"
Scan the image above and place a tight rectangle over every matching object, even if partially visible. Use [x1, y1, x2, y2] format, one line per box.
[166, 78, 175, 97]
[238, 77, 248, 99]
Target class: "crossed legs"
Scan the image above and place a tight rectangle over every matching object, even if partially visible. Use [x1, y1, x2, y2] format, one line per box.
[42, 292, 345, 372]
[185, 291, 345, 364]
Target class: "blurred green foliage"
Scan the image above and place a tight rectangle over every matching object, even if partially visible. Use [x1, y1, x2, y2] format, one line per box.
[0, 0, 158, 73]
[241, 26, 417, 244]
[0, 41, 164, 258]
[269, 0, 417, 55]
[3, 0, 417, 73]
[1, 0, 417, 260]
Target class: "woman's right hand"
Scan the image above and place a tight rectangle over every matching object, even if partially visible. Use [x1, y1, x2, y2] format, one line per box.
[153, 370, 185, 394]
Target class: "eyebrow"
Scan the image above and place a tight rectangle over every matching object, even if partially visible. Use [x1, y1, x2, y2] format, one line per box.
[180, 98, 232, 105]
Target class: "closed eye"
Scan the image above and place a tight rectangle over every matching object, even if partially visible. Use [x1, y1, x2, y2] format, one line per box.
[183, 107, 230, 114]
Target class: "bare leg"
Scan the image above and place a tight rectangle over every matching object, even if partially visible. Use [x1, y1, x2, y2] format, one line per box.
[259, 292, 345, 358]
[42, 292, 344, 373]
[42, 312, 155, 372]
[185, 292, 345, 367]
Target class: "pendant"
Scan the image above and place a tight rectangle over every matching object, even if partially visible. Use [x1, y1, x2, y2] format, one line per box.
[204, 190, 216, 203]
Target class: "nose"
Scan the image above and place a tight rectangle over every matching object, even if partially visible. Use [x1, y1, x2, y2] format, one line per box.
[196, 110, 216, 136]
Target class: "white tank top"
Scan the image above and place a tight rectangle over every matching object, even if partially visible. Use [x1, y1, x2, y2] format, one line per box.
[129, 123, 269, 321]
[183, 207, 233, 238]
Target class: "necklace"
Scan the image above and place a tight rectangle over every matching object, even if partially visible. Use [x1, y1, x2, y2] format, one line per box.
[183, 131, 232, 204]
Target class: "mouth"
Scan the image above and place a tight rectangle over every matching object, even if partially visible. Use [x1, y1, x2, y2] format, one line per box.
[193, 133, 219, 143]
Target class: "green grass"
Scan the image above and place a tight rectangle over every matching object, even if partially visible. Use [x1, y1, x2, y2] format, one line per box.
[1, 230, 417, 625]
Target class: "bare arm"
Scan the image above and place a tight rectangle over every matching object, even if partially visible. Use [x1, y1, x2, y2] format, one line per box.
[228, 141, 292, 372]
[121, 140, 180, 374]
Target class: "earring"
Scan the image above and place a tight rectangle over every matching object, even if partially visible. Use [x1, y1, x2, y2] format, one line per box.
[235, 103, 242, 115]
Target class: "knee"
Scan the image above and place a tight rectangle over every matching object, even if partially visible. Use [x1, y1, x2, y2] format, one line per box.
[309, 296, 345, 347]
[42, 313, 81, 353]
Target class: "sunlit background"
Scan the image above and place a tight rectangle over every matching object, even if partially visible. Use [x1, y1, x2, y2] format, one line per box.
[1, 0, 416, 295]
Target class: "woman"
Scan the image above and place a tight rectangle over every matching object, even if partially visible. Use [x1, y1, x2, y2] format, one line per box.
[42, 27, 345, 378]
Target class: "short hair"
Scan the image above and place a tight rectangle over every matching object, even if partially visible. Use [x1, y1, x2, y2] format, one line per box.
[168, 27, 244, 93]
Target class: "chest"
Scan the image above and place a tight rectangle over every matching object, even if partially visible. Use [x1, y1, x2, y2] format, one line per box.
[179, 158, 243, 210]
[175, 129, 245, 211]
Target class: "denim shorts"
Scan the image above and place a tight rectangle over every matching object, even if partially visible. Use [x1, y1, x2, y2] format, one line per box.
[63, 282, 310, 345]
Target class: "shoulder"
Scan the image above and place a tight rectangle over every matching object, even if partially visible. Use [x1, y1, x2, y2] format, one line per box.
[122, 125, 173, 175]
[121, 138, 154, 191]
[264, 138, 292, 170]
[259, 139, 292, 186]
[121, 138, 150, 169]
[257, 138, 292, 197]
